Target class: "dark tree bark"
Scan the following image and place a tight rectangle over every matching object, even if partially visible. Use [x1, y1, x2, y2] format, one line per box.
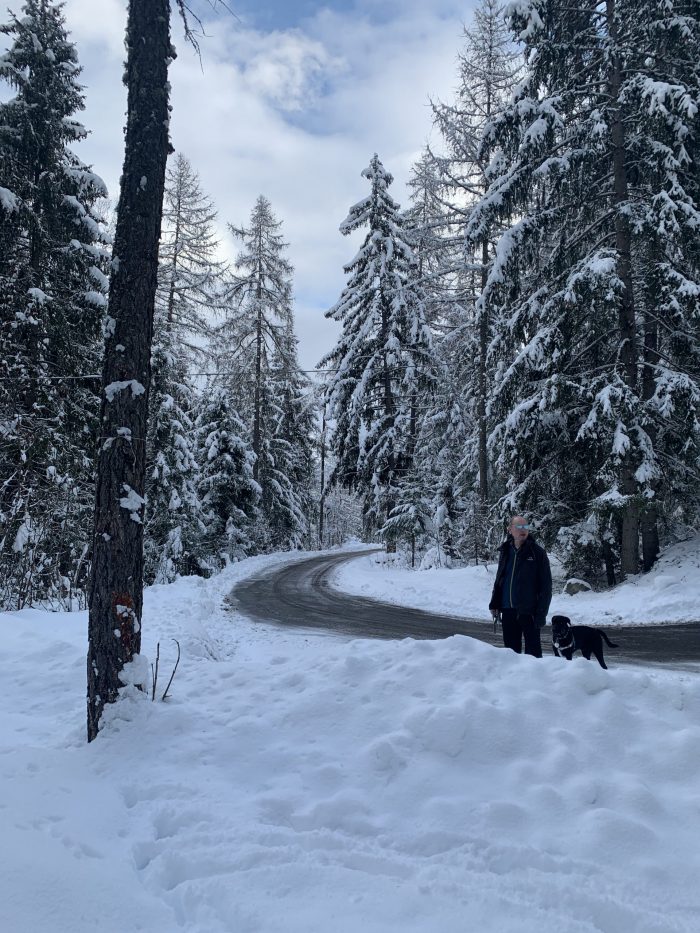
[477, 237, 489, 513]
[252, 285, 263, 481]
[381, 298, 396, 553]
[607, 0, 640, 579]
[87, 0, 173, 742]
[318, 402, 326, 547]
[640, 240, 661, 573]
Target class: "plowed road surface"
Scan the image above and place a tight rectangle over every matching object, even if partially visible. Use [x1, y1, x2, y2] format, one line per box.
[230, 550, 700, 669]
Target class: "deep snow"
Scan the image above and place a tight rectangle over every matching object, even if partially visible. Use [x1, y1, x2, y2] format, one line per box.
[1, 545, 699, 933]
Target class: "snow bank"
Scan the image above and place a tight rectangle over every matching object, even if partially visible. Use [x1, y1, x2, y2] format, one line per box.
[1, 547, 699, 932]
[332, 536, 700, 626]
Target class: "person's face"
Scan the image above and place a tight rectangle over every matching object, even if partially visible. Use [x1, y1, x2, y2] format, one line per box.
[509, 516, 530, 547]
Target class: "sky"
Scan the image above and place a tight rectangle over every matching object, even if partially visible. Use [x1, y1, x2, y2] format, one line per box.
[2, 0, 473, 370]
[2, 540, 700, 932]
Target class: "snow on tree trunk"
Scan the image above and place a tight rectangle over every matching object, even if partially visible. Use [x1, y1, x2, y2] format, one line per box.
[607, 0, 640, 578]
[87, 0, 172, 742]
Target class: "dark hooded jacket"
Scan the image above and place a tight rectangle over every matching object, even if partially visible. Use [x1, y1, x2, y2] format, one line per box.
[489, 534, 552, 627]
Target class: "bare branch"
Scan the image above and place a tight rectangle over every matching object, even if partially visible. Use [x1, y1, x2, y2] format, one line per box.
[151, 641, 160, 701]
[175, 0, 239, 56]
[161, 639, 181, 701]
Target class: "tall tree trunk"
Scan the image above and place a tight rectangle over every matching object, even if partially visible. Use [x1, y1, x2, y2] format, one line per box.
[641, 255, 660, 572]
[87, 0, 172, 742]
[252, 298, 262, 482]
[476, 237, 490, 559]
[381, 302, 396, 553]
[252, 232, 263, 483]
[478, 238, 489, 512]
[319, 403, 326, 548]
[640, 508, 659, 573]
[166, 185, 182, 325]
[607, 0, 639, 578]
[602, 540, 617, 588]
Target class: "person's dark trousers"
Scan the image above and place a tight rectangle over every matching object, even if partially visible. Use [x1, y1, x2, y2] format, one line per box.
[500, 609, 542, 658]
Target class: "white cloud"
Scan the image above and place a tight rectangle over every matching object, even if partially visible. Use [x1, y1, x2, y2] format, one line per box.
[3, 0, 471, 369]
[237, 30, 341, 112]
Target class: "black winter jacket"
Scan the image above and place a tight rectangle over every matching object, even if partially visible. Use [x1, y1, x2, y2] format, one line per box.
[489, 535, 552, 627]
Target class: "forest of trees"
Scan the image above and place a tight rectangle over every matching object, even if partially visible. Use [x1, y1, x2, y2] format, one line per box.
[1, 0, 698, 628]
[322, 0, 700, 582]
[0, 0, 318, 623]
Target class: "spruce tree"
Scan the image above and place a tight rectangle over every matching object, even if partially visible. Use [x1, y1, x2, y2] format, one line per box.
[0, 0, 109, 609]
[156, 151, 226, 355]
[468, 0, 700, 579]
[144, 329, 201, 584]
[263, 324, 316, 549]
[321, 154, 436, 542]
[144, 152, 224, 582]
[221, 196, 312, 549]
[195, 385, 259, 567]
[431, 0, 522, 534]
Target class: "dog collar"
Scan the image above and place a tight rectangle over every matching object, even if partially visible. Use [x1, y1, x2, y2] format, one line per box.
[555, 635, 576, 652]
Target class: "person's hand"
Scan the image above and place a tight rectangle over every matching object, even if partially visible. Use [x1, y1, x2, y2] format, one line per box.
[491, 609, 500, 621]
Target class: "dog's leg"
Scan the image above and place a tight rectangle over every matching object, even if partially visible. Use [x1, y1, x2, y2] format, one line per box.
[592, 646, 608, 669]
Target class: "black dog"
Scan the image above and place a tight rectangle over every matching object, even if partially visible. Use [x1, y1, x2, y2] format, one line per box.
[551, 614, 619, 669]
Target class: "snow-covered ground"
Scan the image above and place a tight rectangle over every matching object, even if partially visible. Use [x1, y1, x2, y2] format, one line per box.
[332, 536, 700, 626]
[2, 545, 700, 933]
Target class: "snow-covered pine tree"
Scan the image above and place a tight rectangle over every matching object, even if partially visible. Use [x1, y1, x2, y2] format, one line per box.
[402, 149, 454, 329]
[157, 151, 226, 356]
[144, 327, 201, 584]
[402, 150, 487, 561]
[144, 153, 226, 582]
[630, 1, 700, 569]
[380, 463, 433, 567]
[195, 384, 259, 568]
[0, 0, 109, 609]
[221, 195, 312, 550]
[431, 0, 522, 532]
[467, 0, 700, 579]
[418, 329, 479, 563]
[263, 323, 316, 549]
[321, 154, 436, 545]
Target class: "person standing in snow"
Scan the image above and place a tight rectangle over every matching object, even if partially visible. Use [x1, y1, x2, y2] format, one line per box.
[489, 515, 552, 658]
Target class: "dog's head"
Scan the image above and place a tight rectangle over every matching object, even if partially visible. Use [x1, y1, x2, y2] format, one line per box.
[551, 615, 572, 643]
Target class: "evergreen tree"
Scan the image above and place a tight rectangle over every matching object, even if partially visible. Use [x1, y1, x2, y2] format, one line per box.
[402, 149, 454, 329]
[144, 330, 201, 584]
[144, 152, 224, 582]
[321, 154, 436, 543]
[468, 0, 700, 579]
[195, 385, 259, 567]
[402, 149, 486, 561]
[221, 196, 312, 550]
[0, 0, 109, 609]
[263, 324, 316, 549]
[431, 0, 522, 530]
[381, 464, 433, 567]
[156, 151, 226, 356]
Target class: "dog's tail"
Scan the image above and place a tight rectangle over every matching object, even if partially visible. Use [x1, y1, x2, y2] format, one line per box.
[600, 630, 619, 648]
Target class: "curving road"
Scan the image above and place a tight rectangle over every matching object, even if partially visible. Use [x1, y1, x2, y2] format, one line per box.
[229, 550, 700, 669]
